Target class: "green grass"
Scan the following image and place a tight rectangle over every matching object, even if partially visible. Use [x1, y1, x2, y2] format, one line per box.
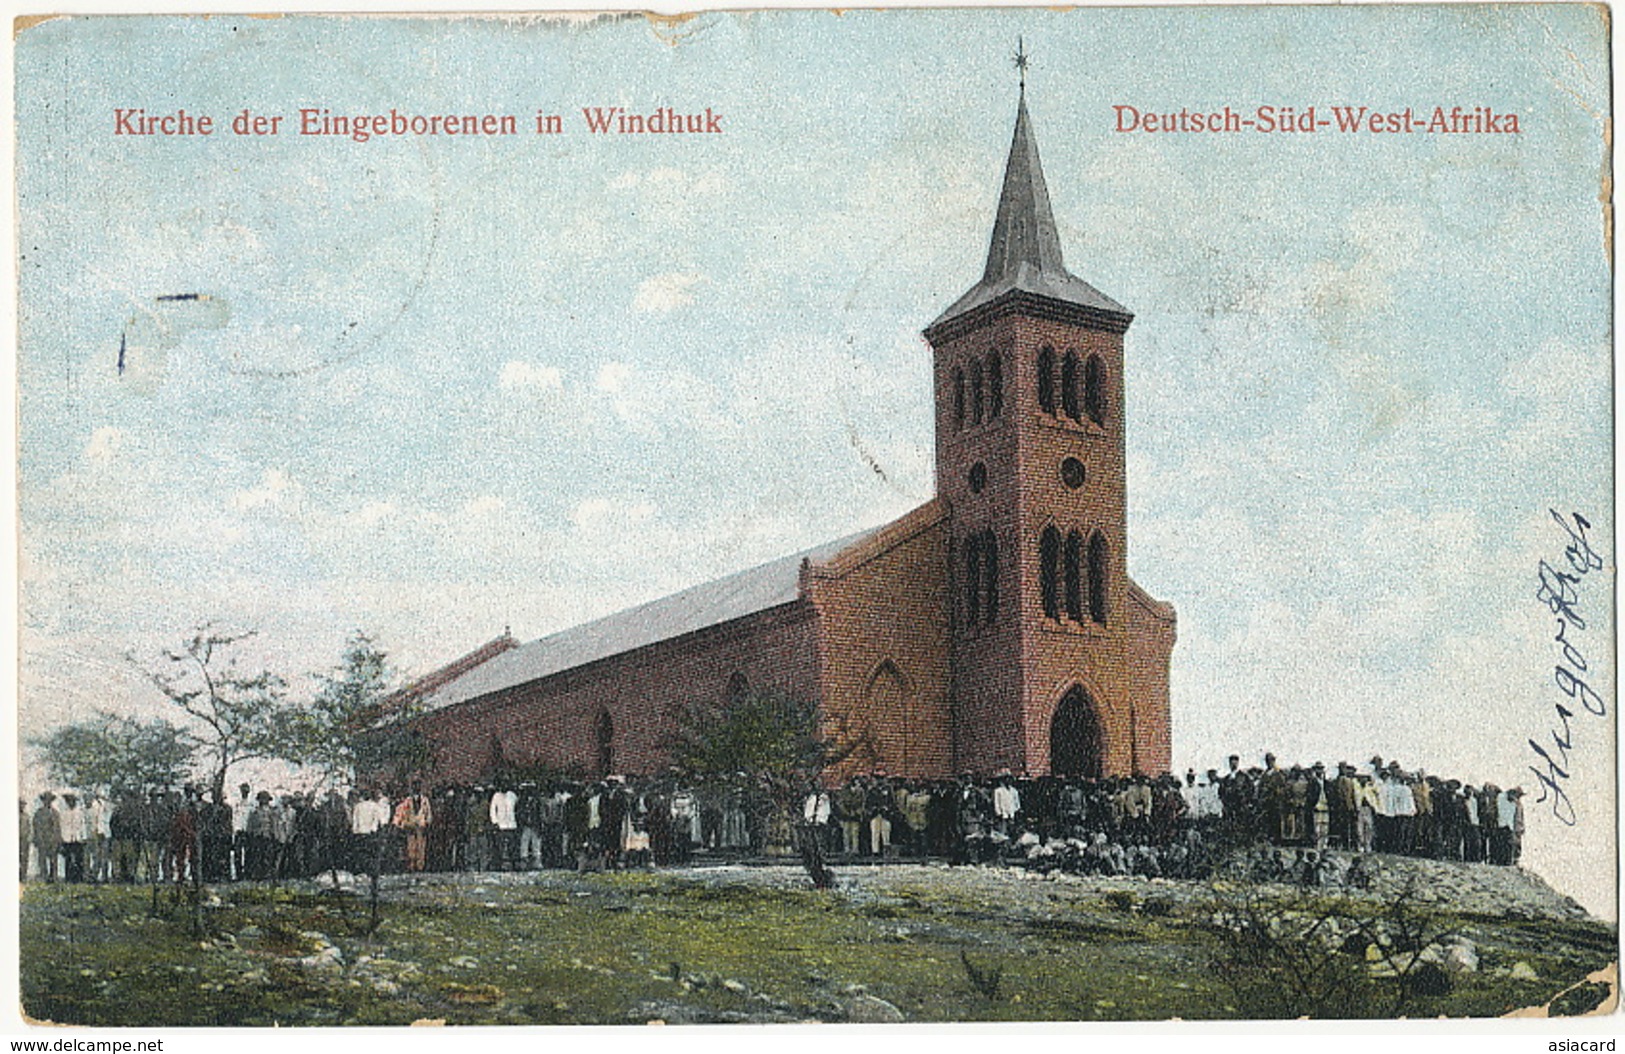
[18, 872, 1616, 1026]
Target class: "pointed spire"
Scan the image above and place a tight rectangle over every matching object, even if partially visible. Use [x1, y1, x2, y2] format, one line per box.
[981, 91, 1067, 286]
[927, 68, 1131, 340]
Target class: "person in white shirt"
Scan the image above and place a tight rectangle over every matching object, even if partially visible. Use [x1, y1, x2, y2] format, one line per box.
[1373, 771, 1398, 852]
[58, 793, 87, 883]
[1493, 787, 1525, 865]
[1179, 770, 1202, 817]
[231, 783, 253, 880]
[351, 789, 388, 835]
[1461, 785, 1482, 861]
[991, 774, 1021, 843]
[1193, 770, 1224, 828]
[490, 786, 518, 871]
[86, 794, 112, 883]
[802, 786, 832, 856]
[1389, 768, 1416, 854]
[349, 788, 389, 875]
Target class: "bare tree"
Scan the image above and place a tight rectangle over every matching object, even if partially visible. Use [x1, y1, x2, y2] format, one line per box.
[129, 624, 296, 800]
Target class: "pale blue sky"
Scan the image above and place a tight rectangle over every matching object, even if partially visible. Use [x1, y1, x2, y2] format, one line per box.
[15, 8, 1613, 910]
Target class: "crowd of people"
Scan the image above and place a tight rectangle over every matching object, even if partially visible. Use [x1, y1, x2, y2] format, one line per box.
[19, 753, 1528, 885]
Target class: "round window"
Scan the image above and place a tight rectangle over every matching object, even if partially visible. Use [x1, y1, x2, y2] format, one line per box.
[968, 462, 988, 494]
[1061, 457, 1086, 490]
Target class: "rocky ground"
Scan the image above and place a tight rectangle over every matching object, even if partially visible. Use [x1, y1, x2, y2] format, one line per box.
[19, 853, 1617, 1026]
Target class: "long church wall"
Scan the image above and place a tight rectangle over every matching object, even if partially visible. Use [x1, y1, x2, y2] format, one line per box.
[407, 602, 821, 785]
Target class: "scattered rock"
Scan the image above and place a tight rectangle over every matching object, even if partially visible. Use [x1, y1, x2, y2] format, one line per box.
[1442, 939, 1479, 975]
[1510, 961, 1540, 981]
[297, 946, 345, 972]
[845, 993, 905, 1023]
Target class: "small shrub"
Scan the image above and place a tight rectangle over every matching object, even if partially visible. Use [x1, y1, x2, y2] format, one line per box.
[1405, 962, 1451, 998]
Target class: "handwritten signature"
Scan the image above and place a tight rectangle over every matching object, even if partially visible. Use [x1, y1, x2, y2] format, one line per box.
[1527, 510, 1605, 826]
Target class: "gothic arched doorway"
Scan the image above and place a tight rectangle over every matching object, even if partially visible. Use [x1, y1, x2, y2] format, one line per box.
[1050, 687, 1103, 778]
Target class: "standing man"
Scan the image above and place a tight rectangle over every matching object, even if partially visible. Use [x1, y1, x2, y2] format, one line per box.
[349, 787, 389, 875]
[1389, 766, 1417, 857]
[1502, 788, 1526, 865]
[865, 773, 895, 858]
[489, 784, 518, 871]
[515, 785, 542, 870]
[58, 793, 86, 883]
[143, 791, 173, 883]
[991, 772, 1021, 845]
[247, 791, 278, 880]
[200, 790, 233, 882]
[30, 793, 61, 883]
[393, 781, 433, 873]
[801, 783, 832, 858]
[109, 791, 143, 883]
[835, 778, 865, 858]
[86, 793, 112, 883]
[230, 783, 253, 881]
[1332, 763, 1360, 850]
[18, 800, 30, 880]
[168, 788, 200, 886]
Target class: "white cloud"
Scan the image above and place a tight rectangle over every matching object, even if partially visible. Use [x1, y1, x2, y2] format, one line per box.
[84, 426, 123, 463]
[343, 500, 399, 529]
[632, 272, 705, 313]
[498, 360, 564, 393]
[462, 495, 507, 520]
[570, 496, 656, 534]
[595, 361, 632, 394]
[231, 469, 296, 511]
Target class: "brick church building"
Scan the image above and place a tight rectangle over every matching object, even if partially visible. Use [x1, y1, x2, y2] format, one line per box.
[399, 87, 1176, 785]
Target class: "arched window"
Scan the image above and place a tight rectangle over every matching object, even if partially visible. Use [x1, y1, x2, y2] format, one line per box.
[1061, 351, 1081, 422]
[1037, 347, 1056, 415]
[953, 368, 965, 429]
[1088, 530, 1109, 624]
[727, 671, 749, 708]
[987, 352, 1003, 418]
[1039, 526, 1061, 620]
[1064, 529, 1084, 621]
[595, 710, 615, 777]
[963, 535, 982, 625]
[1085, 354, 1107, 426]
[982, 528, 999, 624]
[970, 360, 985, 426]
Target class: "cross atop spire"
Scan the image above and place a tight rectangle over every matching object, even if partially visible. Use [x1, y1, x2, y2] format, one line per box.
[926, 72, 1130, 339]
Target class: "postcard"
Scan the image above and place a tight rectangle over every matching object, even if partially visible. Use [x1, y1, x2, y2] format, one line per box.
[9, 5, 1616, 1032]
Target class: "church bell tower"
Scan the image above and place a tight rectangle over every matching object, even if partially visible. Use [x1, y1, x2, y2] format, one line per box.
[924, 71, 1175, 779]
